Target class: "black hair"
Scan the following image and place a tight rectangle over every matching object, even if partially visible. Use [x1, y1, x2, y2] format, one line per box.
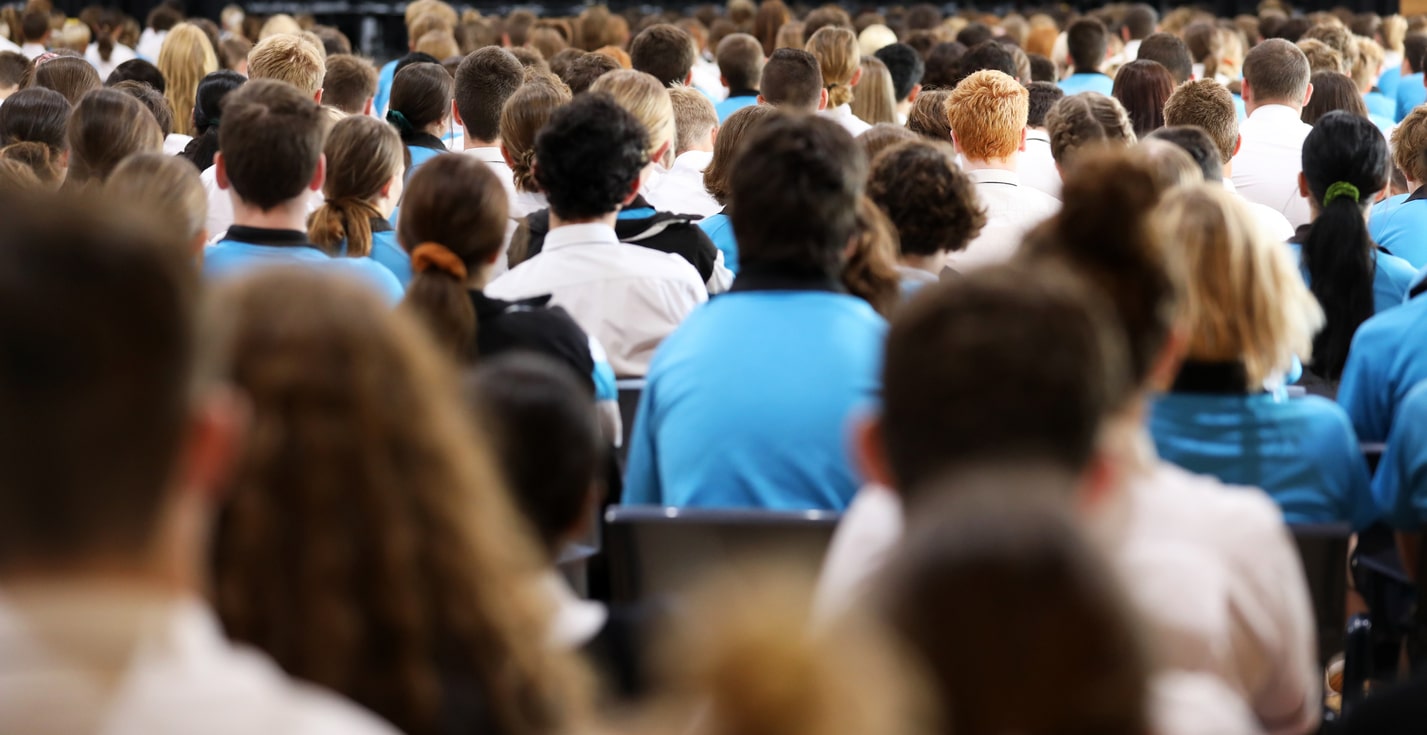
[951, 40, 1017, 88]
[1029, 53, 1057, 83]
[874, 43, 925, 102]
[0, 87, 70, 151]
[393, 51, 441, 78]
[1300, 111, 1390, 380]
[1147, 125, 1223, 182]
[179, 70, 244, 172]
[1067, 18, 1109, 72]
[534, 92, 648, 220]
[105, 58, 166, 94]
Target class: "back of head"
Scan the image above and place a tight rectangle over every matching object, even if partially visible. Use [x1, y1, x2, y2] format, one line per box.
[454, 46, 522, 145]
[946, 70, 1029, 162]
[35, 56, 101, 105]
[874, 43, 924, 103]
[803, 5, 853, 39]
[146, 4, 182, 32]
[0, 86, 70, 151]
[218, 78, 326, 211]
[1067, 18, 1109, 70]
[703, 103, 776, 206]
[717, 32, 764, 92]
[1302, 70, 1367, 124]
[753, 0, 789, 56]
[105, 153, 207, 245]
[0, 51, 32, 90]
[105, 58, 164, 93]
[850, 56, 896, 125]
[1394, 106, 1427, 187]
[1, 141, 63, 187]
[315, 25, 352, 56]
[182, 69, 244, 171]
[1136, 32, 1192, 83]
[921, 41, 967, 90]
[806, 26, 860, 108]
[500, 79, 570, 194]
[670, 84, 717, 154]
[416, 28, 460, 60]
[1112, 59, 1174, 138]
[868, 139, 986, 258]
[1124, 4, 1159, 40]
[465, 354, 601, 559]
[953, 40, 1016, 89]
[858, 23, 896, 57]
[308, 115, 404, 257]
[1148, 125, 1225, 181]
[111, 79, 173, 137]
[1297, 38, 1346, 75]
[1137, 138, 1205, 191]
[247, 33, 326, 96]
[1244, 38, 1310, 105]
[1405, 34, 1427, 75]
[630, 23, 694, 86]
[387, 61, 452, 139]
[760, 48, 823, 111]
[1162, 78, 1238, 165]
[728, 113, 864, 279]
[536, 91, 646, 222]
[20, 9, 47, 42]
[1026, 81, 1063, 128]
[1028, 53, 1057, 82]
[1044, 92, 1136, 166]
[857, 122, 918, 161]
[157, 23, 218, 136]
[906, 89, 953, 142]
[0, 192, 194, 570]
[563, 51, 619, 94]
[1299, 111, 1389, 379]
[590, 69, 674, 162]
[321, 54, 378, 115]
[67, 88, 163, 186]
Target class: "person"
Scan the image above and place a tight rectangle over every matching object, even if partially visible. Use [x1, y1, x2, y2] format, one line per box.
[1137, 32, 1193, 84]
[1301, 70, 1368, 124]
[1120, 3, 1157, 60]
[34, 56, 100, 105]
[1395, 33, 1427, 122]
[906, 87, 952, 141]
[103, 152, 208, 255]
[374, 0, 458, 116]
[949, 40, 1018, 90]
[322, 54, 379, 117]
[1043, 92, 1136, 169]
[841, 196, 902, 318]
[857, 122, 917, 160]
[307, 115, 410, 286]
[1297, 39, 1345, 76]
[624, 113, 883, 511]
[64, 88, 163, 189]
[0, 87, 69, 162]
[83, 8, 135, 80]
[1149, 184, 1375, 527]
[850, 56, 896, 125]
[562, 51, 619, 94]
[454, 46, 523, 205]
[1231, 39, 1315, 229]
[1112, 59, 1173, 138]
[641, 85, 719, 219]
[714, 32, 762, 122]
[874, 42, 923, 124]
[1060, 18, 1114, 96]
[500, 78, 569, 221]
[1369, 107, 1427, 267]
[136, 4, 181, 60]
[204, 80, 402, 304]
[867, 139, 986, 296]
[112, 80, 180, 156]
[0, 50, 28, 104]
[178, 70, 243, 173]
[1161, 78, 1295, 242]
[1020, 80, 1064, 198]
[806, 27, 869, 135]
[204, 269, 592, 735]
[486, 93, 706, 378]
[697, 103, 775, 275]
[386, 62, 451, 173]
[18, 10, 47, 59]
[156, 23, 216, 138]
[944, 70, 1059, 272]
[629, 23, 695, 87]
[105, 57, 165, 92]
[1354, 39, 1395, 134]
[757, 47, 826, 112]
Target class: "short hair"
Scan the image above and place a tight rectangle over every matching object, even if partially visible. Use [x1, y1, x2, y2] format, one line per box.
[760, 48, 823, 111]
[858, 122, 919, 161]
[20, 10, 47, 42]
[630, 23, 695, 86]
[1111, 59, 1174, 138]
[874, 43, 925, 102]
[0, 51, 31, 89]
[111, 79, 173, 137]
[806, 26, 861, 108]
[535, 92, 647, 220]
[868, 140, 987, 257]
[415, 29, 460, 61]
[921, 41, 968, 90]
[105, 152, 207, 242]
[453, 46, 522, 144]
[1297, 38, 1346, 74]
[1066, 18, 1109, 70]
[803, 5, 853, 39]
[34, 57, 101, 106]
[1163, 79, 1238, 165]
[563, 51, 619, 94]
[703, 103, 777, 205]
[1027, 81, 1064, 127]
[104, 58, 164, 92]
[1136, 32, 1192, 83]
[881, 264, 1127, 491]
[248, 33, 326, 96]
[314, 25, 352, 56]
[1301, 22, 1357, 67]
[218, 79, 326, 210]
[321, 54, 378, 115]
[1148, 125, 1224, 182]
[1028, 53, 1057, 82]
[1243, 38, 1310, 104]
[729, 113, 865, 279]
[670, 84, 716, 154]
[1405, 34, 1427, 75]
[67, 88, 164, 186]
[716, 32, 764, 91]
[1392, 106, 1427, 185]
[952, 40, 1017, 89]
[1301, 70, 1367, 125]
[1353, 38, 1385, 91]
[0, 192, 195, 567]
[1123, 4, 1159, 39]
[906, 88, 953, 142]
[1045, 93, 1136, 165]
[946, 70, 1028, 161]
[0, 87, 70, 151]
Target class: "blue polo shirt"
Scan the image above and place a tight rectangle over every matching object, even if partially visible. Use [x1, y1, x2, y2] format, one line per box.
[1149, 362, 1376, 527]
[1338, 292, 1427, 442]
[374, 58, 397, 118]
[405, 135, 446, 177]
[1287, 236, 1416, 314]
[1059, 72, 1114, 97]
[623, 270, 886, 510]
[1396, 71, 1424, 121]
[1367, 90, 1396, 121]
[369, 224, 412, 287]
[1370, 382, 1427, 529]
[696, 212, 738, 274]
[1370, 188, 1427, 268]
[205, 226, 404, 305]
[1380, 66, 1402, 100]
[715, 92, 759, 123]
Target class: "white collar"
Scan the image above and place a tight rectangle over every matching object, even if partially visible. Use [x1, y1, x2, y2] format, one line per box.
[1025, 128, 1050, 143]
[967, 168, 1022, 186]
[670, 149, 713, 174]
[1245, 104, 1304, 124]
[897, 265, 939, 283]
[462, 146, 505, 165]
[826, 103, 855, 118]
[536, 571, 607, 650]
[543, 222, 622, 252]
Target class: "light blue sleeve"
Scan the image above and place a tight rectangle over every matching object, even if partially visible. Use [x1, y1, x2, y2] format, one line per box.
[621, 381, 662, 506]
[339, 259, 405, 307]
[1373, 385, 1427, 529]
[374, 60, 397, 119]
[1338, 328, 1390, 443]
[589, 336, 617, 402]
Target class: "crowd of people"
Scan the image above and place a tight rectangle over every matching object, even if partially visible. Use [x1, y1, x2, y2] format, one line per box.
[7, 0, 1427, 732]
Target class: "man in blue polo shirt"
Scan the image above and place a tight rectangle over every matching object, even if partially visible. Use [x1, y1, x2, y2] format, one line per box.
[623, 113, 885, 511]
[713, 33, 763, 123]
[1058, 19, 1115, 97]
[204, 80, 402, 304]
[1338, 289, 1427, 443]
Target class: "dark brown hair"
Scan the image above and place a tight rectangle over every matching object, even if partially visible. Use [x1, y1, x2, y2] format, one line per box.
[630, 22, 695, 86]
[868, 140, 986, 257]
[499, 78, 570, 193]
[0, 86, 69, 151]
[842, 196, 903, 317]
[111, 78, 174, 137]
[759, 47, 823, 110]
[66, 88, 163, 187]
[703, 103, 776, 206]
[906, 88, 952, 142]
[0, 50, 32, 89]
[1301, 70, 1368, 124]
[716, 32, 764, 91]
[1111, 59, 1174, 138]
[34, 56, 101, 105]
[218, 79, 327, 211]
[308, 116, 405, 257]
[322, 54, 378, 114]
[388, 61, 452, 142]
[753, 0, 789, 56]
[1243, 37, 1310, 103]
[562, 50, 619, 94]
[1163, 78, 1238, 164]
[454, 46, 523, 145]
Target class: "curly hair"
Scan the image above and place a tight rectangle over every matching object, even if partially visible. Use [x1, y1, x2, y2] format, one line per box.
[205, 269, 592, 735]
[535, 92, 648, 220]
[868, 140, 986, 257]
[1044, 92, 1136, 166]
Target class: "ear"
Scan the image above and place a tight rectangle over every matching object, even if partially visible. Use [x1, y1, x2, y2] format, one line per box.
[1075, 448, 1122, 513]
[719, 73, 728, 88]
[684, 70, 693, 86]
[1302, 81, 1313, 107]
[1018, 126, 1027, 153]
[363, 97, 374, 116]
[501, 144, 516, 169]
[853, 415, 897, 489]
[1240, 78, 1252, 104]
[950, 129, 963, 154]
[1121, 26, 1131, 42]
[380, 176, 395, 199]
[1147, 325, 1189, 392]
[214, 151, 230, 190]
[621, 174, 641, 206]
[309, 152, 326, 193]
[1233, 134, 1243, 157]
[174, 385, 248, 508]
[1375, 186, 1390, 204]
[190, 228, 209, 254]
[313, 89, 323, 104]
[1298, 170, 1310, 199]
[451, 100, 464, 130]
[756, 94, 767, 105]
[818, 87, 828, 110]
[653, 139, 672, 167]
[907, 82, 921, 102]
[850, 65, 863, 87]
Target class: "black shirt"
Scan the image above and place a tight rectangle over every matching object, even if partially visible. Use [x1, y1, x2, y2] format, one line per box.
[469, 290, 596, 392]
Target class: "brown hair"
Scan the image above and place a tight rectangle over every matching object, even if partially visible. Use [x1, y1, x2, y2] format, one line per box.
[308, 116, 404, 257]
[1297, 38, 1346, 74]
[0, 141, 62, 187]
[248, 33, 326, 96]
[850, 55, 896, 125]
[842, 196, 903, 317]
[397, 154, 508, 360]
[857, 122, 918, 161]
[388, 61, 452, 141]
[1243, 37, 1310, 104]
[703, 103, 776, 206]
[1393, 106, 1427, 185]
[500, 78, 570, 193]
[562, 50, 619, 94]
[1111, 59, 1174, 138]
[629, 23, 695, 86]
[946, 70, 1027, 160]
[754, 0, 790, 56]
[205, 268, 589, 735]
[104, 152, 207, 245]
[34, 56, 100, 105]
[806, 26, 859, 108]
[1162, 78, 1238, 165]
[66, 88, 162, 187]
[1301, 70, 1368, 124]
[716, 32, 764, 91]
[218, 79, 327, 210]
[454, 46, 523, 145]
[868, 140, 986, 258]
[760, 47, 823, 111]
[1043, 92, 1135, 166]
[0, 86, 70, 151]
[111, 79, 174, 137]
[158, 22, 218, 135]
[0, 50, 32, 89]
[321, 53, 378, 114]
[906, 89, 953, 142]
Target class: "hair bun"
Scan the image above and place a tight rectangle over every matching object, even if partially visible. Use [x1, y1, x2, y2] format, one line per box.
[411, 242, 468, 280]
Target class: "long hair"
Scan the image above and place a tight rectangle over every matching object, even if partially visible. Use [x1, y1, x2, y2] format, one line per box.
[387, 62, 452, 143]
[179, 70, 244, 171]
[842, 196, 902, 317]
[1300, 110, 1389, 380]
[806, 26, 860, 108]
[158, 23, 218, 136]
[703, 103, 777, 206]
[1111, 59, 1174, 138]
[753, 0, 789, 56]
[590, 69, 675, 164]
[205, 269, 591, 735]
[500, 79, 571, 193]
[308, 116, 405, 257]
[850, 56, 897, 125]
[65, 88, 163, 188]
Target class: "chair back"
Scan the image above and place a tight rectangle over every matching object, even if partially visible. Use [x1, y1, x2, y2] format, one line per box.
[1291, 522, 1352, 666]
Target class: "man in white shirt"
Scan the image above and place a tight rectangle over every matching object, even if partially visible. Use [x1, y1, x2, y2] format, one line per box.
[487, 93, 706, 378]
[1020, 81, 1065, 198]
[945, 70, 1060, 271]
[0, 197, 398, 735]
[1118, 3, 1158, 63]
[453, 47, 524, 275]
[18, 10, 47, 60]
[1231, 39, 1315, 229]
[643, 85, 720, 219]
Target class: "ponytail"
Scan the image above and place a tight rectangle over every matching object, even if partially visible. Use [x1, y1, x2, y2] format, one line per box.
[1302, 188, 1375, 380]
[98, 34, 114, 62]
[403, 242, 477, 358]
[308, 197, 382, 256]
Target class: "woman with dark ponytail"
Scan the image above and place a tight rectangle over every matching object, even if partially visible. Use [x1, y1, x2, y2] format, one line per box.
[386, 62, 452, 174]
[84, 8, 136, 80]
[308, 115, 409, 285]
[178, 70, 244, 172]
[1295, 110, 1415, 382]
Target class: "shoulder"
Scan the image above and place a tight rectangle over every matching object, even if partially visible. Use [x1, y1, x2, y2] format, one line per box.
[1378, 251, 1418, 287]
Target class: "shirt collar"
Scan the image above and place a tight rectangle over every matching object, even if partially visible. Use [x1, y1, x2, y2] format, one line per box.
[1246, 104, 1304, 124]
[1170, 360, 1253, 394]
[405, 132, 447, 152]
[967, 168, 1022, 186]
[896, 265, 939, 284]
[670, 150, 713, 174]
[1406, 184, 1427, 203]
[543, 222, 622, 252]
[468, 289, 553, 318]
[729, 263, 844, 294]
[727, 88, 759, 99]
[1025, 128, 1050, 143]
[222, 226, 314, 248]
[463, 146, 506, 165]
[369, 216, 393, 234]
[826, 104, 854, 119]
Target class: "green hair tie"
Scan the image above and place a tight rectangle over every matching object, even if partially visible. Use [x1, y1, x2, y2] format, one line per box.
[385, 109, 414, 134]
[1323, 181, 1360, 207]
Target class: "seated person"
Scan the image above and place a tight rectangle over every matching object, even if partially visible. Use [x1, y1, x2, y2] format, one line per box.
[1058, 19, 1115, 96]
[1369, 107, 1427, 268]
[385, 61, 451, 173]
[307, 115, 409, 285]
[695, 103, 777, 275]
[641, 86, 719, 219]
[713, 33, 763, 122]
[623, 113, 885, 511]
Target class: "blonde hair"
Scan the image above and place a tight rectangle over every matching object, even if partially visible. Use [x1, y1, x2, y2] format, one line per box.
[805, 26, 859, 108]
[669, 84, 717, 154]
[850, 55, 896, 125]
[946, 70, 1028, 161]
[1384, 14, 1407, 54]
[158, 23, 218, 136]
[415, 28, 459, 60]
[55, 19, 89, 53]
[408, 12, 453, 47]
[258, 13, 302, 39]
[1157, 185, 1322, 385]
[404, 0, 458, 33]
[104, 153, 207, 245]
[1352, 37, 1385, 92]
[590, 69, 674, 163]
[249, 33, 327, 97]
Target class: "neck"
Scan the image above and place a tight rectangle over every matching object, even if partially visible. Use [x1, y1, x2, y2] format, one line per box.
[1248, 99, 1300, 115]
[900, 252, 945, 274]
[680, 142, 714, 156]
[424, 121, 446, 139]
[962, 155, 1018, 171]
[229, 193, 310, 232]
[463, 133, 497, 150]
[549, 210, 619, 230]
[465, 263, 494, 290]
[1072, 66, 1102, 75]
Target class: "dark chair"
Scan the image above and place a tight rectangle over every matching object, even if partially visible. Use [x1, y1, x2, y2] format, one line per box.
[1291, 523, 1353, 667]
[1363, 443, 1386, 475]
[604, 506, 841, 604]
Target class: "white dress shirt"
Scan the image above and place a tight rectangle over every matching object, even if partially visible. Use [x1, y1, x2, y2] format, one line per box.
[0, 589, 399, 735]
[1018, 128, 1062, 199]
[0, 35, 19, 53]
[945, 167, 1060, 272]
[463, 146, 519, 276]
[163, 133, 192, 157]
[200, 165, 324, 242]
[822, 103, 873, 137]
[485, 222, 707, 377]
[85, 42, 136, 80]
[813, 484, 902, 621]
[20, 42, 45, 60]
[1152, 671, 1267, 735]
[509, 189, 549, 220]
[1221, 178, 1296, 242]
[690, 57, 727, 102]
[135, 28, 165, 61]
[1230, 104, 1314, 229]
[641, 150, 719, 219]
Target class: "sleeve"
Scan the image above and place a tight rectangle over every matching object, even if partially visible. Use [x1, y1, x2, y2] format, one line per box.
[1374, 392, 1427, 529]
[706, 247, 735, 295]
[1338, 329, 1390, 442]
[621, 380, 661, 506]
[1332, 419, 1380, 531]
